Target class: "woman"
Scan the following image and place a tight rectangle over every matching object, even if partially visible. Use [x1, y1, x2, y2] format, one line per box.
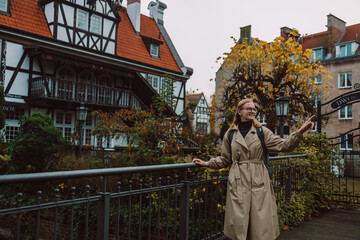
[193, 99, 314, 240]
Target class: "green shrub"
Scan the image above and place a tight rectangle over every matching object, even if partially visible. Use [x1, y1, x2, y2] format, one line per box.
[8, 112, 67, 172]
[277, 133, 340, 229]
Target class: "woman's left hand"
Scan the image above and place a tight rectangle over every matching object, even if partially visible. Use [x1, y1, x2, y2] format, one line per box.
[299, 115, 315, 135]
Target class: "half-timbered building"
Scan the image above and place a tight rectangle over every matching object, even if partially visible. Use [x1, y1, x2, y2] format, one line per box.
[186, 93, 210, 135]
[0, 0, 192, 148]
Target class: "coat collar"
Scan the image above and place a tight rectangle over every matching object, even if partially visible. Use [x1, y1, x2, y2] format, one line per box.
[230, 123, 257, 151]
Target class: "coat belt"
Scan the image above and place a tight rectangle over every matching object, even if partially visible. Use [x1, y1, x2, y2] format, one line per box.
[232, 159, 264, 204]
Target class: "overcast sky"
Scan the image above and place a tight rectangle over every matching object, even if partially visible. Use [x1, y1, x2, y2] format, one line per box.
[124, 0, 360, 100]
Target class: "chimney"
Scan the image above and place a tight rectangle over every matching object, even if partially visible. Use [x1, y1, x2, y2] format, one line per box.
[280, 27, 300, 41]
[127, 0, 141, 34]
[148, 0, 167, 25]
[240, 25, 251, 43]
[327, 14, 346, 52]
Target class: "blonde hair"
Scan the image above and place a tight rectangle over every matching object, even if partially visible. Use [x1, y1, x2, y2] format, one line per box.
[229, 99, 261, 129]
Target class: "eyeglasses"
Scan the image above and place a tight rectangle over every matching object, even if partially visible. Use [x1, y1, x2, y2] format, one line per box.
[240, 107, 258, 113]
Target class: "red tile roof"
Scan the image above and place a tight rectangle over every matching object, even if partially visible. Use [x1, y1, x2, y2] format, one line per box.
[301, 23, 360, 50]
[186, 93, 202, 110]
[117, 10, 181, 72]
[301, 31, 328, 50]
[340, 23, 360, 43]
[0, 0, 182, 74]
[0, 0, 51, 37]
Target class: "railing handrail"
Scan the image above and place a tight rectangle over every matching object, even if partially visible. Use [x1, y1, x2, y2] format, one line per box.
[31, 76, 131, 93]
[269, 154, 307, 160]
[0, 154, 307, 184]
[0, 163, 198, 184]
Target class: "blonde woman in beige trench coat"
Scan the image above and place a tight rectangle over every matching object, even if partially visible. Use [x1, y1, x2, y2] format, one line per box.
[193, 99, 315, 240]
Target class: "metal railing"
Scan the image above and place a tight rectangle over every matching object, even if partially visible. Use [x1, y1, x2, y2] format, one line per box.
[331, 151, 360, 204]
[0, 155, 307, 240]
[28, 77, 144, 109]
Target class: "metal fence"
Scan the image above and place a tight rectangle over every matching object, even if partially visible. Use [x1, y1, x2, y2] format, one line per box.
[0, 155, 307, 240]
[331, 151, 360, 204]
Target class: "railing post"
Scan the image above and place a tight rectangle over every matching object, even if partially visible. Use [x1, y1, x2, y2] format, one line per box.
[97, 192, 111, 240]
[285, 167, 292, 201]
[180, 180, 190, 240]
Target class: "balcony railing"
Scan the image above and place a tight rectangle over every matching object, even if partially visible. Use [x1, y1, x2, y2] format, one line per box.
[0, 154, 307, 240]
[29, 77, 144, 109]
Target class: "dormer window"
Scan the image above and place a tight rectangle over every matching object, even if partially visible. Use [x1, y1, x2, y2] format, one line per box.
[339, 44, 352, 57]
[140, 35, 163, 59]
[150, 44, 159, 58]
[0, 0, 8, 13]
[312, 48, 324, 61]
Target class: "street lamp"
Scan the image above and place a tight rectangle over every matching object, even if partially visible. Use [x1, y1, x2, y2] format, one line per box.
[76, 103, 88, 156]
[103, 153, 112, 166]
[275, 90, 290, 138]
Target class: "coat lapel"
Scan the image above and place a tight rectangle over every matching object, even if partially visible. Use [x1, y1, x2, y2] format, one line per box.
[233, 126, 249, 151]
[245, 125, 258, 148]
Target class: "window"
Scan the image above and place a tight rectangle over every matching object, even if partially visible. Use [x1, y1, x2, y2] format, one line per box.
[148, 75, 160, 92]
[85, 129, 92, 145]
[150, 44, 159, 58]
[258, 113, 266, 125]
[339, 105, 353, 119]
[0, 0, 8, 12]
[77, 9, 88, 30]
[313, 49, 323, 61]
[339, 134, 353, 150]
[314, 76, 322, 84]
[5, 126, 19, 142]
[5, 109, 24, 120]
[90, 14, 101, 34]
[338, 72, 352, 88]
[196, 122, 208, 135]
[55, 111, 73, 142]
[339, 44, 352, 57]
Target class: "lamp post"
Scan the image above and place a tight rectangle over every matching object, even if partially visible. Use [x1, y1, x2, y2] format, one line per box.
[275, 90, 290, 138]
[76, 103, 88, 157]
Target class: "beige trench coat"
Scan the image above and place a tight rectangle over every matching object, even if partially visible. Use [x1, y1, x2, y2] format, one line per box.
[208, 124, 302, 240]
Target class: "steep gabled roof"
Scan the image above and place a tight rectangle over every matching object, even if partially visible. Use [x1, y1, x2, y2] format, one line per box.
[0, 0, 51, 37]
[0, 0, 182, 74]
[117, 10, 180, 72]
[186, 93, 203, 111]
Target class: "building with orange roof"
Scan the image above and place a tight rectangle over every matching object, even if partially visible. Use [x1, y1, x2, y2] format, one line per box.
[0, 0, 192, 148]
[215, 15, 360, 151]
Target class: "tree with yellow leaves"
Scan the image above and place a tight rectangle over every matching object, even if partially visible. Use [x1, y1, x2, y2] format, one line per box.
[216, 33, 332, 134]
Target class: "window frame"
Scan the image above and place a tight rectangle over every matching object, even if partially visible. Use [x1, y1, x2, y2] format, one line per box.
[0, 0, 9, 13]
[338, 72, 352, 89]
[339, 43, 352, 57]
[338, 104, 353, 120]
[150, 43, 159, 58]
[339, 134, 353, 150]
[90, 14, 101, 34]
[76, 9, 89, 31]
[313, 48, 323, 61]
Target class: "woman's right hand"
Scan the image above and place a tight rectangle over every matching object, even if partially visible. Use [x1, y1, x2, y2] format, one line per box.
[192, 158, 207, 167]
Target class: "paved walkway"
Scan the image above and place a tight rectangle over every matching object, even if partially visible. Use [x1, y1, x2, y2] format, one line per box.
[277, 208, 360, 240]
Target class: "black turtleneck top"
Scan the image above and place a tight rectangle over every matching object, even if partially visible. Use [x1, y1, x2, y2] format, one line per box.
[238, 121, 252, 138]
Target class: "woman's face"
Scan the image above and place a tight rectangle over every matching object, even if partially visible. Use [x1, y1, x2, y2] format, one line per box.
[237, 102, 257, 122]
